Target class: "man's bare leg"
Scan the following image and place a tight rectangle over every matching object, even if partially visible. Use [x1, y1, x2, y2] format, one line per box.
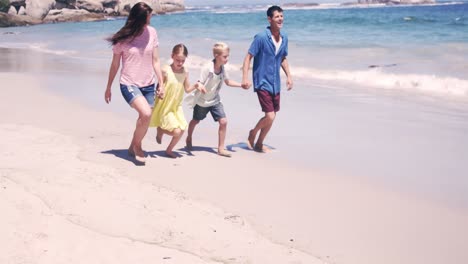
[254, 111, 276, 153]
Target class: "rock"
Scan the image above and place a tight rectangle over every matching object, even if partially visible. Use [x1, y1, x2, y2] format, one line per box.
[0, 12, 41, 26]
[43, 8, 105, 23]
[25, 0, 55, 19]
[17, 5, 25, 15]
[7, 5, 16, 15]
[76, 0, 104, 13]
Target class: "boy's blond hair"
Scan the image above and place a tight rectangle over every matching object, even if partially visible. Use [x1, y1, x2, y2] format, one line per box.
[213, 42, 230, 57]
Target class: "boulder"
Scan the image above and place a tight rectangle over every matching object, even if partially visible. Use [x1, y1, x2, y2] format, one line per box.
[0, 12, 41, 26]
[25, 0, 55, 19]
[8, 5, 16, 15]
[43, 8, 105, 23]
[76, 0, 103, 12]
[17, 5, 25, 15]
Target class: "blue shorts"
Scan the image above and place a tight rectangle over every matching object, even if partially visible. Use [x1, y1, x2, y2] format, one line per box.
[120, 83, 155, 107]
[193, 102, 226, 122]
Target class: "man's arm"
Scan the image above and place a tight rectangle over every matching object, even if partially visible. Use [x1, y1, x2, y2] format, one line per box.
[242, 53, 253, 89]
[281, 57, 293, 90]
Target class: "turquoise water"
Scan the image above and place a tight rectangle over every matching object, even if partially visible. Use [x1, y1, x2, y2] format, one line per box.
[1, 2, 467, 97]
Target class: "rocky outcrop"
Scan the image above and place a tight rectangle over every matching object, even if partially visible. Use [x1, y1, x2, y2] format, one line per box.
[43, 8, 105, 23]
[0, 0, 185, 27]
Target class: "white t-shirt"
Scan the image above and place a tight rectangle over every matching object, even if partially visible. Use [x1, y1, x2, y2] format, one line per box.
[272, 36, 282, 55]
[195, 61, 230, 107]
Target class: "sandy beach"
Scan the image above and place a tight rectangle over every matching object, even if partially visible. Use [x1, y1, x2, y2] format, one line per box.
[1, 42, 468, 264]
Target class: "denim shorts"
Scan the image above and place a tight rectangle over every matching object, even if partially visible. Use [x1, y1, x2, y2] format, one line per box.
[120, 83, 155, 107]
[193, 102, 226, 121]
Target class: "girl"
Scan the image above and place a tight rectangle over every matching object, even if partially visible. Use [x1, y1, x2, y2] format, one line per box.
[149, 44, 206, 158]
[104, 2, 164, 165]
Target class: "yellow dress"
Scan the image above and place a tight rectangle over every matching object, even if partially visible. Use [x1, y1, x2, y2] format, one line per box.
[149, 65, 188, 131]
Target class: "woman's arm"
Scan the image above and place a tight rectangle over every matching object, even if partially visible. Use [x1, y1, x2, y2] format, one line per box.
[152, 47, 165, 98]
[105, 53, 121, 104]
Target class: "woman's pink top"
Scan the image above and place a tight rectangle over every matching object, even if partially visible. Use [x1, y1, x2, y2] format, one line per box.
[113, 26, 159, 87]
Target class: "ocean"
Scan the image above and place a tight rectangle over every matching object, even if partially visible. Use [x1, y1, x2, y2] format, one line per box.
[1, 2, 468, 209]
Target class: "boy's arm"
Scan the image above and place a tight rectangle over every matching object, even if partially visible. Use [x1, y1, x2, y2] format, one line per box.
[281, 57, 293, 91]
[225, 79, 248, 90]
[241, 53, 253, 89]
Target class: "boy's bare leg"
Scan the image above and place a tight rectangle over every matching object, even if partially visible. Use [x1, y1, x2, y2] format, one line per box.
[186, 119, 199, 150]
[217, 118, 231, 157]
[254, 112, 276, 153]
[166, 128, 184, 158]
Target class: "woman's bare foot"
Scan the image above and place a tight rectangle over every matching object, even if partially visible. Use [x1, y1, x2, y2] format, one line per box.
[247, 130, 256, 150]
[218, 149, 232, 158]
[133, 146, 146, 164]
[156, 127, 163, 144]
[166, 150, 178, 159]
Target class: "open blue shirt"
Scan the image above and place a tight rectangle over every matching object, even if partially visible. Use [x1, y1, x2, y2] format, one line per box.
[248, 27, 288, 95]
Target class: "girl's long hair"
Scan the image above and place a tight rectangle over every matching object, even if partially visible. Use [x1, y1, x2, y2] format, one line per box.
[108, 2, 153, 45]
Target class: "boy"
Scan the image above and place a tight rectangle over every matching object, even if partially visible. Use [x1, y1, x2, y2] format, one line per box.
[242, 5, 293, 153]
[186, 42, 248, 157]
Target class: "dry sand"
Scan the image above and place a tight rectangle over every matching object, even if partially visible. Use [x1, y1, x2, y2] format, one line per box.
[1, 72, 468, 264]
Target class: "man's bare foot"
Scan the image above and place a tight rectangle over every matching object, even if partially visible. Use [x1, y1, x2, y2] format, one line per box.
[186, 138, 192, 150]
[128, 145, 135, 157]
[247, 129, 256, 150]
[166, 150, 177, 159]
[218, 149, 232, 158]
[156, 127, 163, 144]
[254, 143, 270, 153]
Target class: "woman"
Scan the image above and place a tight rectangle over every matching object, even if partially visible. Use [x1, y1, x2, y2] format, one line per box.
[105, 2, 164, 165]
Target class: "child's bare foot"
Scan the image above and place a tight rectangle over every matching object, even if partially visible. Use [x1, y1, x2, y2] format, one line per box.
[186, 138, 192, 150]
[156, 127, 163, 144]
[254, 143, 270, 153]
[166, 150, 177, 159]
[218, 149, 232, 158]
[247, 130, 255, 150]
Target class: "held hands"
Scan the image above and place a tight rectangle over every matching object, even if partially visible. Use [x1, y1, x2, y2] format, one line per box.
[195, 82, 207, 94]
[156, 84, 165, 99]
[105, 88, 112, 104]
[241, 78, 252, 90]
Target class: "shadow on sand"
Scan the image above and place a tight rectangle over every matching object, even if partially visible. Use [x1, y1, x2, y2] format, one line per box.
[101, 149, 146, 166]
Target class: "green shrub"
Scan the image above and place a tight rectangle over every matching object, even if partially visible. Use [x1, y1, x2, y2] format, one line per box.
[0, 0, 10, 13]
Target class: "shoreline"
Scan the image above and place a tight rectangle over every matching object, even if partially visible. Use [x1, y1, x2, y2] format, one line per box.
[2, 66, 468, 263]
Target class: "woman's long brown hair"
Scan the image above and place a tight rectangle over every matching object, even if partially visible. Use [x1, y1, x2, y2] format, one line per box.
[107, 2, 153, 45]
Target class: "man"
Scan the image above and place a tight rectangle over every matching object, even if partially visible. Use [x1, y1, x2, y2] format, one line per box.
[242, 5, 293, 152]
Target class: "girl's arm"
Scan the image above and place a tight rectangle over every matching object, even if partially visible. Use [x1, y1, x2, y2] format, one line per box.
[184, 72, 207, 94]
[152, 47, 165, 98]
[105, 52, 121, 104]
